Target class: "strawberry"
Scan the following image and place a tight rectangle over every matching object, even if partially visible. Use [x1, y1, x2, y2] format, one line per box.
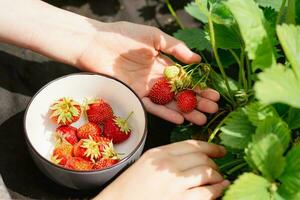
[148, 78, 175, 105]
[49, 97, 81, 125]
[84, 98, 114, 124]
[176, 90, 197, 113]
[103, 112, 133, 144]
[64, 157, 93, 171]
[55, 125, 78, 145]
[73, 136, 117, 162]
[51, 142, 73, 166]
[93, 158, 119, 170]
[77, 122, 101, 140]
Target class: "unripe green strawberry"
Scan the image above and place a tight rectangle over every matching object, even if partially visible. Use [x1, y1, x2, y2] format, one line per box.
[164, 65, 180, 80]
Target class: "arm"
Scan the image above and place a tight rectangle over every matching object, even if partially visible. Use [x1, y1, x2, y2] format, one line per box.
[0, 0, 98, 65]
[0, 0, 219, 125]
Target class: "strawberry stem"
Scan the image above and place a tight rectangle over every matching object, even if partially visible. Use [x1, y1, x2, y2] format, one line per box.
[124, 111, 134, 123]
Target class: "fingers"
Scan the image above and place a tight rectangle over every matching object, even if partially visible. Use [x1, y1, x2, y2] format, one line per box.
[155, 29, 201, 64]
[166, 101, 207, 126]
[175, 152, 218, 171]
[183, 180, 230, 200]
[162, 140, 227, 157]
[180, 166, 224, 188]
[142, 97, 184, 124]
[194, 88, 220, 102]
[197, 97, 219, 114]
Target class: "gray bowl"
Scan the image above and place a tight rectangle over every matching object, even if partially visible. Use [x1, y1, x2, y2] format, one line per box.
[24, 73, 147, 189]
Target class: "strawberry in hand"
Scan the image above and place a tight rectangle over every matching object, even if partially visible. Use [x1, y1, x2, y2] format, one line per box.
[84, 98, 114, 124]
[49, 97, 81, 125]
[103, 112, 133, 144]
[176, 90, 197, 113]
[148, 78, 174, 105]
[55, 125, 78, 145]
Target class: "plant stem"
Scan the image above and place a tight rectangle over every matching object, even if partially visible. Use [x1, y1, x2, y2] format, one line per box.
[125, 111, 134, 122]
[201, 110, 227, 134]
[208, 113, 230, 143]
[219, 159, 245, 170]
[227, 162, 248, 175]
[246, 55, 251, 89]
[208, 13, 234, 103]
[276, 0, 287, 24]
[199, 52, 208, 63]
[229, 49, 247, 91]
[165, 0, 185, 29]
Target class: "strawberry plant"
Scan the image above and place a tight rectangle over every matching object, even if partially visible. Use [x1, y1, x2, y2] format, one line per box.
[166, 0, 300, 199]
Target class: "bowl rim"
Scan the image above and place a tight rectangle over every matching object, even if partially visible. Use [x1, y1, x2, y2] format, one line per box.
[23, 72, 148, 173]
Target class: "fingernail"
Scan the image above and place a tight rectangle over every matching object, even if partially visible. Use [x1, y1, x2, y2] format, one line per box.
[221, 180, 230, 187]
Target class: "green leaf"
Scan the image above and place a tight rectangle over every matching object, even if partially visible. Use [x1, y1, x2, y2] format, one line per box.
[173, 28, 211, 51]
[275, 185, 300, 200]
[211, 2, 234, 25]
[214, 24, 241, 49]
[184, 2, 208, 23]
[245, 134, 286, 180]
[286, 0, 296, 24]
[279, 144, 300, 194]
[255, 64, 300, 108]
[296, 1, 300, 24]
[220, 108, 256, 149]
[223, 173, 271, 200]
[253, 116, 291, 151]
[277, 24, 300, 77]
[255, 0, 283, 11]
[246, 102, 279, 126]
[208, 70, 240, 102]
[225, 0, 276, 71]
[286, 107, 300, 129]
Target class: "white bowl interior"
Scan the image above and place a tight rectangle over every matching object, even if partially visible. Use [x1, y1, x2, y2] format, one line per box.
[25, 74, 146, 162]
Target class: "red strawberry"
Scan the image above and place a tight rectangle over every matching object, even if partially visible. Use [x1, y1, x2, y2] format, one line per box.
[49, 97, 81, 125]
[73, 136, 117, 162]
[77, 122, 101, 140]
[64, 157, 93, 171]
[51, 142, 73, 166]
[84, 98, 114, 124]
[103, 112, 133, 144]
[55, 125, 78, 145]
[176, 90, 197, 113]
[148, 78, 174, 105]
[93, 158, 119, 170]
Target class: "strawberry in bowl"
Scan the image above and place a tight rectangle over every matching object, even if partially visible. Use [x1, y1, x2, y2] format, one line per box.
[24, 73, 147, 189]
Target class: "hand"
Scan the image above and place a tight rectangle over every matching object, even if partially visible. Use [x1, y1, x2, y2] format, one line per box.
[77, 21, 220, 125]
[95, 140, 230, 200]
[0, 0, 219, 125]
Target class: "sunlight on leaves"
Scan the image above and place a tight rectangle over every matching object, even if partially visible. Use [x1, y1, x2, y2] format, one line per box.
[220, 108, 255, 149]
[223, 173, 271, 200]
[255, 64, 300, 109]
[225, 0, 276, 71]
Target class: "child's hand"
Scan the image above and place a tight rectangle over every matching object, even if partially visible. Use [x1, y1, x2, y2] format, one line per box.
[95, 140, 229, 200]
[77, 21, 220, 125]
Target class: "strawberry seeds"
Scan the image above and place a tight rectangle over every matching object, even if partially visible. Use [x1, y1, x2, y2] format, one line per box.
[49, 97, 133, 171]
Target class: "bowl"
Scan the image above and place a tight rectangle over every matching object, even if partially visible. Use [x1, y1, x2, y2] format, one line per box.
[23, 73, 147, 189]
